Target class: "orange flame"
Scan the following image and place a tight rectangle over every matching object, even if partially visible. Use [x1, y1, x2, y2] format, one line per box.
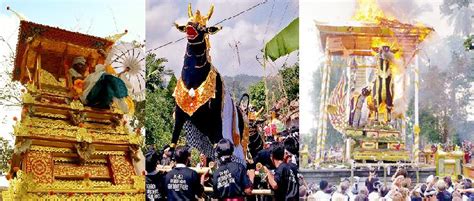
[352, 0, 389, 23]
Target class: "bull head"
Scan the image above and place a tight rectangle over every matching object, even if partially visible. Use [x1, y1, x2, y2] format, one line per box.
[174, 3, 221, 47]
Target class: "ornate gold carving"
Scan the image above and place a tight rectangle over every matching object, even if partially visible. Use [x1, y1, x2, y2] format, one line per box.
[68, 111, 85, 126]
[70, 100, 85, 110]
[3, 175, 145, 200]
[94, 151, 127, 156]
[26, 82, 37, 93]
[76, 127, 92, 143]
[54, 164, 109, 178]
[109, 155, 135, 184]
[132, 175, 145, 191]
[15, 126, 132, 143]
[173, 67, 217, 116]
[25, 151, 54, 183]
[53, 157, 107, 164]
[34, 112, 68, 119]
[30, 146, 73, 153]
[39, 69, 66, 87]
[22, 92, 35, 104]
[2, 171, 36, 200]
[128, 133, 143, 145]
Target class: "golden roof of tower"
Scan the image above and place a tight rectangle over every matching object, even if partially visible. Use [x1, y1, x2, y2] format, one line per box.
[13, 20, 115, 84]
[315, 18, 434, 57]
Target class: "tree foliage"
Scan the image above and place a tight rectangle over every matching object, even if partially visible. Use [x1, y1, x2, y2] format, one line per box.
[145, 53, 176, 149]
[0, 137, 13, 173]
[279, 63, 299, 102]
[418, 36, 472, 143]
[247, 62, 299, 113]
[248, 80, 267, 111]
[146, 53, 172, 93]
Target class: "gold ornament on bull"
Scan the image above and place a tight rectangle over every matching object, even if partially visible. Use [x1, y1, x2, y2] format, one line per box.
[188, 3, 214, 26]
[188, 3, 215, 48]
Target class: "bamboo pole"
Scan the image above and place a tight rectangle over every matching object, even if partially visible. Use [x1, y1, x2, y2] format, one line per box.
[413, 55, 421, 182]
[315, 48, 331, 166]
[320, 54, 332, 162]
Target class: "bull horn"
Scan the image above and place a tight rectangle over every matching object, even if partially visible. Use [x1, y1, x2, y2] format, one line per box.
[188, 3, 193, 18]
[207, 4, 214, 20]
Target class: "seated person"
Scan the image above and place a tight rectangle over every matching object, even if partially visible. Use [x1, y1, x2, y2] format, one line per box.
[68, 57, 88, 94]
[68, 56, 131, 113]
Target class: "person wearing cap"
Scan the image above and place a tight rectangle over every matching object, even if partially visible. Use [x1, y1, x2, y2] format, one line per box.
[145, 148, 166, 201]
[263, 145, 298, 201]
[211, 139, 253, 201]
[70, 57, 88, 80]
[165, 147, 204, 201]
[68, 56, 88, 94]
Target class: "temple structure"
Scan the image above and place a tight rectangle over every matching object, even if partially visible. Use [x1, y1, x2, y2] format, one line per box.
[314, 4, 433, 164]
[2, 21, 144, 200]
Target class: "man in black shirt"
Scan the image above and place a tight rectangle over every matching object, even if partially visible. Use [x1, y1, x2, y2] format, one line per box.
[264, 145, 298, 201]
[165, 147, 204, 201]
[146, 148, 166, 201]
[254, 142, 276, 170]
[212, 139, 253, 201]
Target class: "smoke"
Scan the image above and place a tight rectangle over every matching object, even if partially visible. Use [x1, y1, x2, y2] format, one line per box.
[378, 0, 432, 24]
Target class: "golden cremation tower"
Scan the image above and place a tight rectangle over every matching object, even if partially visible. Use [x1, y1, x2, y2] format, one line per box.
[2, 20, 145, 200]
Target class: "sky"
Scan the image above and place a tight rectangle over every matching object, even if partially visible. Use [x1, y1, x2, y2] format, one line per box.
[146, 0, 299, 77]
[299, 0, 460, 135]
[0, 0, 145, 144]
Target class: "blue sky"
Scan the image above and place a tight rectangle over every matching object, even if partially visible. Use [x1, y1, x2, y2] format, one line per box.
[1, 0, 145, 42]
[146, 0, 299, 77]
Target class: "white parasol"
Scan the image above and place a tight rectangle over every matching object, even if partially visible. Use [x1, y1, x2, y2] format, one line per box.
[107, 42, 145, 101]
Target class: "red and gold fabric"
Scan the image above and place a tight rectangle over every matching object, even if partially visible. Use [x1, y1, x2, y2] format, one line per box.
[173, 67, 217, 116]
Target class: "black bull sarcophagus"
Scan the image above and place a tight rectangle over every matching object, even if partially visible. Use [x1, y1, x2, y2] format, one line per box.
[169, 4, 263, 164]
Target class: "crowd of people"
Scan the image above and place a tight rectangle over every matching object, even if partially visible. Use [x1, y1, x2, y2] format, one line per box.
[299, 166, 474, 201]
[145, 137, 299, 201]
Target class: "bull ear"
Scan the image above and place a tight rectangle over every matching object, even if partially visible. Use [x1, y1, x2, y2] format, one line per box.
[174, 23, 186, 33]
[207, 26, 222, 35]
